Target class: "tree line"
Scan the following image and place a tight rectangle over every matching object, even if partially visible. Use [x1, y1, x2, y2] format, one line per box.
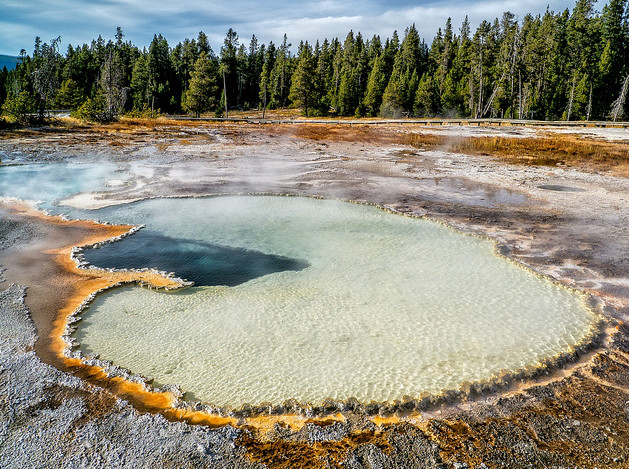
[1, 0, 628, 123]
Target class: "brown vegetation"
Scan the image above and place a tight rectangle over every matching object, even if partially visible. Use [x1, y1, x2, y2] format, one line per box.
[283, 122, 629, 176]
[446, 135, 629, 176]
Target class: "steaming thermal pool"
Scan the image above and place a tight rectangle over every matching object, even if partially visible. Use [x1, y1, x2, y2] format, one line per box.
[75, 196, 597, 407]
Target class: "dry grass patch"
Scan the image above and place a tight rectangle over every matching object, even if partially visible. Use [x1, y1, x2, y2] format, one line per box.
[293, 124, 407, 144]
[447, 135, 629, 176]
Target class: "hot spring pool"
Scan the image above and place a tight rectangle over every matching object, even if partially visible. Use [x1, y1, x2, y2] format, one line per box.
[74, 196, 597, 407]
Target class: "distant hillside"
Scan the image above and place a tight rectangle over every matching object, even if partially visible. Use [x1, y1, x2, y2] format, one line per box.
[0, 55, 20, 70]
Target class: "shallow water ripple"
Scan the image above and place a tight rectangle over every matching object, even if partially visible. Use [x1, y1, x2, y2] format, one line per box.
[74, 196, 596, 407]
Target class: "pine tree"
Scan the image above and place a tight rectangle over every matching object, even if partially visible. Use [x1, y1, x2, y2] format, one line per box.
[197, 32, 211, 55]
[566, 0, 599, 119]
[269, 34, 292, 108]
[4, 0, 629, 124]
[220, 28, 239, 111]
[146, 34, 173, 112]
[183, 52, 218, 117]
[56, 78, 83, 110]
[130, 54, 149, 110]
[315, 39, 334, 113]
[289, 42, 317, 116]
[236, 43, 248, 107]
[363, 54, 387, 116]
[414, 73, 438, 116]
[178, 38, 199, 91]
[329, 38, 343, 112]
[0, 66, 9, 110]
[242, 35, 263, 109]
[337, 31, 358, 115]
[259, 42, 276, 112]
[381, 25, 424, 116]
[597, 0, 628, 117]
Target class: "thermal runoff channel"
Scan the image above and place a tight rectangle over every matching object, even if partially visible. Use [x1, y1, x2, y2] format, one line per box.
[75, 196, 597, 407]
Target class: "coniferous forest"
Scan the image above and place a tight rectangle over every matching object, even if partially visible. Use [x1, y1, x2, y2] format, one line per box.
[1, 0, 628, 123]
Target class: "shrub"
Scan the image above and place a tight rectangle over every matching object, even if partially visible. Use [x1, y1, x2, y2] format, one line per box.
[1, 91, 35, 125]
[71, 94, 108, 122]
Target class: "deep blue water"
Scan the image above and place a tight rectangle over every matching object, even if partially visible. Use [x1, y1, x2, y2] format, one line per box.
[83, 229, 308, 286]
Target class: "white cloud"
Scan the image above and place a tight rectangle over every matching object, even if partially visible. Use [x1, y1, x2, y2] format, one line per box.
[0, 0, 604, 55]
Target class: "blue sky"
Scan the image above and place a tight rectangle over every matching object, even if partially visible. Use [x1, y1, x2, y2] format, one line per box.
[0, 0, 596, 55]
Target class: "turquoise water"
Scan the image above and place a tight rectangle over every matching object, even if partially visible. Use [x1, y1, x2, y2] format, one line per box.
[75, 196, 597, 407]
[0, 162, 123, 212]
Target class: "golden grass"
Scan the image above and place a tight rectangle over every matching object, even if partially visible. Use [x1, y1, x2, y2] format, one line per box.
[292, 124, 629, 176]
[292, 124, 402, 143]
[400, 133, 629, 176]
[449, 135, 629, 173]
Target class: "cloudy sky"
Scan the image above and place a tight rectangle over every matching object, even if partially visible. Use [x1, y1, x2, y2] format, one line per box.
[0, 0, 599, 56]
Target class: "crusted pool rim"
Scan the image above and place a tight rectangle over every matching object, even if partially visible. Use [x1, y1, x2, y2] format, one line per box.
[56, 193, 611, 423]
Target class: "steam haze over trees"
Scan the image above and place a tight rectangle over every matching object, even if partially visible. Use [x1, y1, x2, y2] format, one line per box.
[1, 0, 628, 122]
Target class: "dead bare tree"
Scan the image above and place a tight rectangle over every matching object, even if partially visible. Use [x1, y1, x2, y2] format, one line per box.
[222, 65, 228, 118]
[100, 51, 127, 121]
[611, 74, 629, 121]
[509, 27, 521, 118]
[481, 69, 507, 117]
[31, 37, 61, 121]
[479, 22, 519, 119]
[566, 74, 577, 121]
[468, 75, 475, 118]
[519, 70, 523, 118]
[586, 82, 592, 121]
[476, 37, 483, 118]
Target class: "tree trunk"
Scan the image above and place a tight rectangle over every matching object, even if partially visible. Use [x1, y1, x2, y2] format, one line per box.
[518, 70, 522, 119]
[477, 39, 483, 118]
[611, 73, 629, 121]
[223, 69, 228, 118]
[566, 74, 576, 121]
[469, 75, 475, 118]
[586, 81, 592, 121]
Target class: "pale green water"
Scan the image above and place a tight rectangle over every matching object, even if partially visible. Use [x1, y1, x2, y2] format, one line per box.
[75, 196, 596, 407]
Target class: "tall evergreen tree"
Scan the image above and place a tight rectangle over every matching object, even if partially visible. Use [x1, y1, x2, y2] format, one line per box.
[269, 34, 292, 108]
[363, 54, 387, 116]
[220, 28, 239, 111]
[183, 51, 218, 117]
[259, 41, 276, 111]
[336, 31, 360, 115]
[381, 25, 424, 116]
[289, 42, 317, 116]
[146, 34, 173, 112]
[130, 53, 147, 110]
[565, 0, 599, 119]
